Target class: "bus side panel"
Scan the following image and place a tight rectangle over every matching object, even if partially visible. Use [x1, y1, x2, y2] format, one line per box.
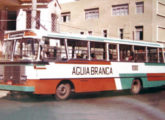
[144, 73, 165, 88]
[72, 78, 116, 93]
[120, 73, 165, 90]
[147, 73, 165, 81]
[26, 79, 61, 94]
[26, 78, 117, 94]
[119, 73, 146, 89]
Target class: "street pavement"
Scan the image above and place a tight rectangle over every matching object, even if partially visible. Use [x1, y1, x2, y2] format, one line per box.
[0, 87, 164, 120]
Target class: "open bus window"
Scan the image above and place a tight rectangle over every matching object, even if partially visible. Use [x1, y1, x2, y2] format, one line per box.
[14, 39, 39, 61]
[41, 38, 66, 61]
[90, 42, 106, 60]
[2, 41, 14, 60]
[67, 39, 88, 59]
[148, 47, 158, 63]
[120, 45, 133, 61]
[109, 44, 118, 61]
[134, 46, 146, 62]
[159, 48, 164, 63]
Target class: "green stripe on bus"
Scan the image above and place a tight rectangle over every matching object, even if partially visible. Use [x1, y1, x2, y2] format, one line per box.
[120, 73, 165, 89]
[120, 73, 146, 89]
[0, 85, 35, 92]
[145, 63, 165, 66]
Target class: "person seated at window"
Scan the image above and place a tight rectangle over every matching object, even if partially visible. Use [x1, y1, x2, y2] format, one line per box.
[77, 53, 84, 59]
[128, 52, 134, 61]
[109, 53, 113, 60]
[91, 53, 96, 60]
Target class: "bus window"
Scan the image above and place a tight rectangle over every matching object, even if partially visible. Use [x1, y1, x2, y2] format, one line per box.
[159, 48, 164, 63]
[120, 45, 133, 61]
[90, 42, 106, 60]
[41, 38, 66, 61]
[67, 39, 88, 59]
[134, 46, 146, 62]
[109, 44, 118, 61]
[2, 40, 14, 60]
[148, 47, 158, 63]
[14, 39, 39, 61]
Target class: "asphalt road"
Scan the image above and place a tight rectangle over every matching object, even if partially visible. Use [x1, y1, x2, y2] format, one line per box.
[0, 87, 165, 120]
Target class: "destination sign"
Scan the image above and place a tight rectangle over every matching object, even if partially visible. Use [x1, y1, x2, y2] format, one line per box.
[9, 31, 24, 38]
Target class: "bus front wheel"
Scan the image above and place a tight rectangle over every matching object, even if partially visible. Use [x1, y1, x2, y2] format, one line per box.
[131, 79, 142, 94]
[55, 83, 71, 100]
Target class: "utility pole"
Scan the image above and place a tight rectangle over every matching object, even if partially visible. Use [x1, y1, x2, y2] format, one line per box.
[32, 0, 37, 29]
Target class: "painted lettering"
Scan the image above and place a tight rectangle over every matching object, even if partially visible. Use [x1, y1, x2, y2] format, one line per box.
[72, 66, 113, 76]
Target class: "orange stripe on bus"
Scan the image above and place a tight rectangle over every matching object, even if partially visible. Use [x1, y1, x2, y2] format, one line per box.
[147, 73, 165, 81]
[26, 78, 116, 94]
[72, 78, 116, 93]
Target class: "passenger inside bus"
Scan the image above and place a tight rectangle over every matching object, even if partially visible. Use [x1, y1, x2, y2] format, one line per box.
[128, 52, 134, 61]
[91, 53, 96, 60]
[40, 38, 66, 61]
[76, 53, 84, 59]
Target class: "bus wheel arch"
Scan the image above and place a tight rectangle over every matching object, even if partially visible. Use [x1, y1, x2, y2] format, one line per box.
[55, 80, 74, 100]
[131, 78, 143, 94]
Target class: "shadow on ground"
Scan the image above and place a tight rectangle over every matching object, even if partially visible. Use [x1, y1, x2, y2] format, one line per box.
[72, 86, 165, 99]
[2, 86, 165, 102]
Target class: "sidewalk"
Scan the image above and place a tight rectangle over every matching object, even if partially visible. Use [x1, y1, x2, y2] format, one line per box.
[0, 90, 9, 98]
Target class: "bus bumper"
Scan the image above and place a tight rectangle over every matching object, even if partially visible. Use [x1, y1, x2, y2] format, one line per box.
[0, 85, 35, 92]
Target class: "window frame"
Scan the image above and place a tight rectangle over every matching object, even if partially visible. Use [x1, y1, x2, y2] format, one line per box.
[85, 8, 99, 20]
[61, 12, 71, 23]
[112, 4, 129, 16]
[119, 28, 124, 39]
[51, 13, 57, 32]
[135, 26, 143, 40]
[26, 10, 40, 29]
[136, 2, 144, 14]
[103, 30, 108, 37]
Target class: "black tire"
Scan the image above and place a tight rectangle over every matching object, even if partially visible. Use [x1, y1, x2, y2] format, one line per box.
[131, 79, 142, 94]
[55, 83, 71, 100]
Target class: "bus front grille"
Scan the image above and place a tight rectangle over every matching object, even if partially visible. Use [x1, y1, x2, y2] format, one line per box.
[0, 65, 26, 85]
[1, 65, 26, 85]
[4, 66, 21, 84]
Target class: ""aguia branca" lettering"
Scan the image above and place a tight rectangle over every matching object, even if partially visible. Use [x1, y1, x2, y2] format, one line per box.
[72, 66, 113, 75]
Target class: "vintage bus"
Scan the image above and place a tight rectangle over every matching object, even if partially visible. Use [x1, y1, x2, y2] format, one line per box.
[0, 29, 165, 100]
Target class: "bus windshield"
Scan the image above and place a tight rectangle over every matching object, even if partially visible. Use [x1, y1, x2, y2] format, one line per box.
[14, 39, 39, 61]
[3, 39, 39, 61]
[2, 40, 14, 60]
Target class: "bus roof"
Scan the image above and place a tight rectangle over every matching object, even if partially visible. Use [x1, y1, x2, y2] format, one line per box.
[46, 32, 164, 48]
[4, 29, 164, 48]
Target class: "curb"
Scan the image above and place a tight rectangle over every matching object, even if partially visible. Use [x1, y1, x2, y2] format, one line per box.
[0, 90, 9, 98]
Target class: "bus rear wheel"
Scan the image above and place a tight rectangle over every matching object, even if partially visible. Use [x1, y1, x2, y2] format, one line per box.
[55, 83, 71, 100]
[131, 79, 142, 94]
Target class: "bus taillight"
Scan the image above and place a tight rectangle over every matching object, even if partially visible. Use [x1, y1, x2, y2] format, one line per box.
[24, 31, 36, 37]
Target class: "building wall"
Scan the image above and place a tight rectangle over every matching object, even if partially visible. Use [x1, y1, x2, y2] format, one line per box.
[0, 0, 61, 33]
[154, 0, 165, 43]
[60, 0, 165, 43]
[0, 0, 61, 55]
[17, 0, 61, 32]
[0, 0, 21, 42]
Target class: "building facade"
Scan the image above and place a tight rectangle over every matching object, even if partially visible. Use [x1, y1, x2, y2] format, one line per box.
[0, 0, 61, 41]
[60, 0, 165, 43]
[17, 0, 61, 32]
[0, 0, 61, 55]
